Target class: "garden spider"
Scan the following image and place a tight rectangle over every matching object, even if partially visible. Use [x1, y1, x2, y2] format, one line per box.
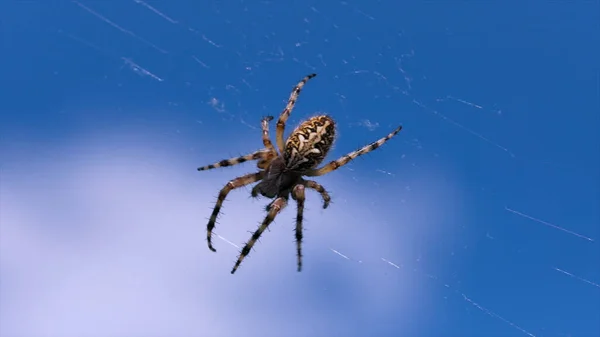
[198, 73, 403, 274]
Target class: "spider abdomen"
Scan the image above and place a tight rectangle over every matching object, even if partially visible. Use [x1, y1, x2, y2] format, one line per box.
[284, 115, 336, 171]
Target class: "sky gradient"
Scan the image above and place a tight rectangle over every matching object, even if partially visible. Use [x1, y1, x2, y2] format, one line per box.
[1, 1, 599, 336]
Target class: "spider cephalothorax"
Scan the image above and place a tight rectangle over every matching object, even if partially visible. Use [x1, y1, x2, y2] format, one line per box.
[197, 73, 403, 274]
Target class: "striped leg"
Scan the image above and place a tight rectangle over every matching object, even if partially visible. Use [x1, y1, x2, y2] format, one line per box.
[206, 172, 265, 252]
[256, 116, 277, 169]
[231, 196, 288, 274]
[197, 150, 271, 171]
[256, 153, 276, 170]
[292, 184, 306, 272]
[261, 115, 277, 153]
[275, 73, 317, 153]
[305, 125, 403, 177]
[302, 179, 331, 209]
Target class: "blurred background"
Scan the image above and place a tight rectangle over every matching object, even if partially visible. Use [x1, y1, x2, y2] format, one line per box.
[1, 1, 599, 336]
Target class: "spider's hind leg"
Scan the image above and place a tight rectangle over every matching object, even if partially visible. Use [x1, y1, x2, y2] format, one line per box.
[197, 150, 271, 171]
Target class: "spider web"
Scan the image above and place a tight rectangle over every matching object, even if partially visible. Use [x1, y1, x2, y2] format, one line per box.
[1, 1, 599, 337]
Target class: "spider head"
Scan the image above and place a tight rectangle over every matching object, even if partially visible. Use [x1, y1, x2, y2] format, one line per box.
[283, 115, 336, 171]
[253, 157, 302, 198]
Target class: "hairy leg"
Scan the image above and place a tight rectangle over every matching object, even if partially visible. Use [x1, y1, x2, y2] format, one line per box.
[256, 151, 277, 170]
[292, 184, 306, 272]
[231, 196, 288, 274]
[305, 125, 403, 177]
[301, 179, 331, 209]
[275, 73, 317, 153]
[197, 150, 271, 171]
[261, 115, 277, 153]
[206, 172, 265, 252]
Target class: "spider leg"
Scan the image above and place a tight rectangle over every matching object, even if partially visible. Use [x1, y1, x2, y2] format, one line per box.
[206, 172, 265, 252]
[261, 115, 277, 154]
[197, 150, 271, 171]
[256, 150, 276, 170]
[301, 179, 331, 209]
[305, 125, 403, 177]
[275, 73, 317, 154]
[231, 196, 288, 274]
[292, 184, 306, 272]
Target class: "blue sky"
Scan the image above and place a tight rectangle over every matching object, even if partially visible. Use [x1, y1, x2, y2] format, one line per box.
[1, 1, 599, 336]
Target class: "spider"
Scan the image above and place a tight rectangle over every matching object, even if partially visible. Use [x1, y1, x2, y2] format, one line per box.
[197, 73, 403, 274]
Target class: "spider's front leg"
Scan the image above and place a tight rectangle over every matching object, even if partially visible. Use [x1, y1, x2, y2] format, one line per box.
[305, 125, 403, 177]
[206, 171, 265, 252]
[275, 73, 317, 153]
[231, 196, 288, 274]
[292, 184, 307, 272]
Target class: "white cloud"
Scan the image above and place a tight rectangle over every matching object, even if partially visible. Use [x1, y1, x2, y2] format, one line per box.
[0, 130, 458, 337]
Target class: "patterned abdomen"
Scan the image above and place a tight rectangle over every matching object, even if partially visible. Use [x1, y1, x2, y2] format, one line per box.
[284, 115, 336, 171]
